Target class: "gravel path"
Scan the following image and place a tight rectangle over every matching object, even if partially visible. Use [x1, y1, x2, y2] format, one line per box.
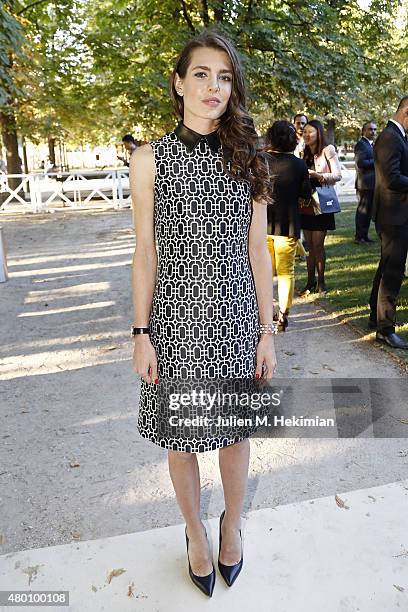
[0, 209, 407, 556]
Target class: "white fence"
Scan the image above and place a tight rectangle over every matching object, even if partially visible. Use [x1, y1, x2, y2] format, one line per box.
[0, 169, 131, 213]
[0, 163, 357, 214]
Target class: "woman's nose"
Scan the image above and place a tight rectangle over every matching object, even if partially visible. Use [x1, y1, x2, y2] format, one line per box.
[208, 79, 220, 92]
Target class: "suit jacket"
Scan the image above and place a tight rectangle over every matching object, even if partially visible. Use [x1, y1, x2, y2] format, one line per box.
[266, 152, 312, 238]
[354, 137, 375, 191]
[372, 121, 408, 225]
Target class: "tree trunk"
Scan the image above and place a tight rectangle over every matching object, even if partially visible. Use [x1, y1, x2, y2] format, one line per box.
[0, 111, 23, 192]
[48, 136, 56, 167]
[22, 137, 29, 173]
[214, 0, 224, 22]
[325, 118, 336, 146]
[200, 0, 209, 26]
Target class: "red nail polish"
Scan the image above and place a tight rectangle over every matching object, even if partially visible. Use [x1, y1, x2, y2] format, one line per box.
[255, 373, 260, 379]
[154, 378, 159, 385]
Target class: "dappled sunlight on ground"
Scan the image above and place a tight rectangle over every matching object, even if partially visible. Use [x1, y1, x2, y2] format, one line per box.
[24, 281, 111, 302]
[0, 347, 130, 380]
[8, 259, 132, 278]
[294, 201, 408, 365]
[2, 329, 125, 353]
[0, 212, 134, 383]
[18, 301, 116, 317]
[8, 248, 133, 268]
[0, 208, 406, 558]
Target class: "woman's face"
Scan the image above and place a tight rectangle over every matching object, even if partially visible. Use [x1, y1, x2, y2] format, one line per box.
[174, 47, 233, 126]
[303, 125, 318, 147]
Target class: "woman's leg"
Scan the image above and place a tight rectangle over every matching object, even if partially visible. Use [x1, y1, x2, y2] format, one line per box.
[273, 236, 297, 313]
[168, 450, 213, 576]
[266, 235, 278, 319]
[218, 438, 250, 564]
[304, 229, 316, 287]
[312, 230, 327, 289]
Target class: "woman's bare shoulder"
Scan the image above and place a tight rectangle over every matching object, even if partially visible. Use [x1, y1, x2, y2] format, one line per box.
[132, 143, 154, 162]
[130, 144, 154, 176]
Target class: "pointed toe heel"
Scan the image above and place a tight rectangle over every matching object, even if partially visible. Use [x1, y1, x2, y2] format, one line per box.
[185, 527, 216, 597]
[277, 311, 289, 332]
[218, 510, 243, 587]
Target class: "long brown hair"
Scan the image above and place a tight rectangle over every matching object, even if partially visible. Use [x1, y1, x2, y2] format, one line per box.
[303, 120, 328, 167]
[170, 30, 271, 203]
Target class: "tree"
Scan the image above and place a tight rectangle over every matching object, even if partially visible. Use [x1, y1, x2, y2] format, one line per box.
[0, 2, 25, 181]
[84, 0, 408, 142]
[3, 0, 408, 169]
[2, 0, 100, 177]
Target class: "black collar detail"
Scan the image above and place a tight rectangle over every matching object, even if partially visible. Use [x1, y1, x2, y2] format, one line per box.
[174, 121, 221, 154]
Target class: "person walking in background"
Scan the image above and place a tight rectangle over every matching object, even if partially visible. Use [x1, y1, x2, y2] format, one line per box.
[299, 120, 342, 295]
[293, 113, 308, 159]
[118, 134, 138, 166]
[293, 113, 309, 251]
[369, 96, 408, 349]
[354, 121, 377, 244]
[264, 120, 312, 331]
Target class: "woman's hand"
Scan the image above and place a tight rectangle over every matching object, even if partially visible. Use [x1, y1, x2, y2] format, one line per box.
[255, 334, 277, 380]
[309, 170, 326, 185]
[133, 335, 158, 384]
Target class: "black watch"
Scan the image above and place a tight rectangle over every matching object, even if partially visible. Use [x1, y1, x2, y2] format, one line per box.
[131, 326, 150, 337]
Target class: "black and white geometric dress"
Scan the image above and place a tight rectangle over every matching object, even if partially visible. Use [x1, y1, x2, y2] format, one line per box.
[137, 122, 260, 452]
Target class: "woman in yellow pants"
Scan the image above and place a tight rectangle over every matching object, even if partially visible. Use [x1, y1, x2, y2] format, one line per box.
[265, 121, 312, 331]
[266, 236, 303, 330]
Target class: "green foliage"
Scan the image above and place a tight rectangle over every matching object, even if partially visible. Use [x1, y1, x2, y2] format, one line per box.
[83, 0, 408, 141]
[2, 0, 408, 145]
[0, 2, 25, 106]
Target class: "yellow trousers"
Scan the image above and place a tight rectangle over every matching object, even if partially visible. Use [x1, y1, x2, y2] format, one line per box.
[266, 235, 298, 313]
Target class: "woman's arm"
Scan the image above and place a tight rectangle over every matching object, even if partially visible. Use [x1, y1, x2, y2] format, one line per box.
[130, 144, 158, 384]
[248, 199, 277, 380]
[320, 144, 342, 185]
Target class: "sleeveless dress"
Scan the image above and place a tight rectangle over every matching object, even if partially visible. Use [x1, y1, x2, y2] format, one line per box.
[137, 124, 260, 453]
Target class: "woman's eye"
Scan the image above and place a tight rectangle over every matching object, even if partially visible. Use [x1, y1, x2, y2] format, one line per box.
[194, 72, 207, 78]
[220, 75, 232, 81]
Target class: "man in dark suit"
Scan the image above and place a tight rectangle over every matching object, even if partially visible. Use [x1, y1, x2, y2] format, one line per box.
[293, 113, 308, 158]
[354, 121, 377, 244]
[369, 96, 408, 349]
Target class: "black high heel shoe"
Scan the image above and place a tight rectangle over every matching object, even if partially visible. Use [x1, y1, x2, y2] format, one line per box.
[218, 510, 243, 587]
[277, 311, 289, 332]
[185, 526, 216, 597]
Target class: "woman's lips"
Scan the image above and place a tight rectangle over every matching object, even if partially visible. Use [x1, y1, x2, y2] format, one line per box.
[202, 99, 221, 107]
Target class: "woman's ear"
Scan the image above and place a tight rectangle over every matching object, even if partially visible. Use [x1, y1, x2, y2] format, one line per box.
[174, 73, 183, 96]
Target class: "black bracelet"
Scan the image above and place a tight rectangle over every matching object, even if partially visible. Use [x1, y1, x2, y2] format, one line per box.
[131, 326, 150, 337]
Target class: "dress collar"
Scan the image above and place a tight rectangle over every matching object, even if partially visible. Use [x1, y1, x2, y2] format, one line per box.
[174, 121, 221, 154]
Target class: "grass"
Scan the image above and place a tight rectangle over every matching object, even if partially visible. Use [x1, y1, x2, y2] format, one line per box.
[294, 201, 408, 364]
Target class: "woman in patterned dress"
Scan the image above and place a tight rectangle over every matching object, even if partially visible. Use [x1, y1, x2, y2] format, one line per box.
[130, 31, 276, 596]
